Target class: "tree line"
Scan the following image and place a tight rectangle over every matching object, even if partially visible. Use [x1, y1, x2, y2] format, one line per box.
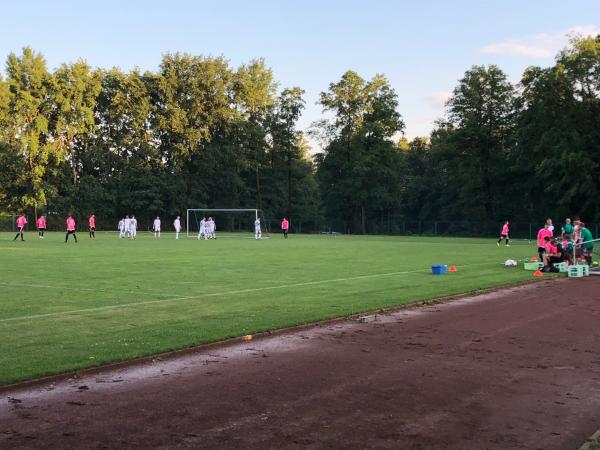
[0, 35, 599, 233]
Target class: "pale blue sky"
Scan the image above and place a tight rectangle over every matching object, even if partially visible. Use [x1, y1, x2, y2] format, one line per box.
[1, 0, 599, 145]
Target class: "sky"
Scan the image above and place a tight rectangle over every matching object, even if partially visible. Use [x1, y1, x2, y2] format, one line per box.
[1, 0, 599, 148]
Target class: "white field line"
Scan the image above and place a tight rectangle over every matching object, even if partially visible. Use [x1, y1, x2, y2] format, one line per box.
[0, 281, 174, 298]
[0, 260, 520, 323]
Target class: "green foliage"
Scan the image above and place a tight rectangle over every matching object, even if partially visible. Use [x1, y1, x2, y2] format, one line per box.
[1, 36, 600, 229]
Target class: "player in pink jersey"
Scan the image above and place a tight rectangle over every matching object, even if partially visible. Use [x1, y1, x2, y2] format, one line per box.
[281, 218, 289, 239]
[37, 215, 46, 239]
[13, 214, 27, 241]
[497, 220, 510, 247]
[65, 215, 78, 243]
[536, 223, 552, 262]
[88, 214, 96, 239]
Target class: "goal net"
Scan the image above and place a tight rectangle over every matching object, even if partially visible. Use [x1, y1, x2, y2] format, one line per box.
[186, 209, 266, 238]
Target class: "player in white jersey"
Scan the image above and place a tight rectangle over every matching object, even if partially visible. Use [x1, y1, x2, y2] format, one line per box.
[254, 217, 261, 240]
[173, 216, 181, 239]
[207, 217, 216, 239]
[130, 215, 137, 240]
[153, 217, 161, 238]
[124, 215, 132, 238]
[197, 217, 206, 240]
[118, 218, 125, 238]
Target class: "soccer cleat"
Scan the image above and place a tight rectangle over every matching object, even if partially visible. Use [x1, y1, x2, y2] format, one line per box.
[506, 244, 510, 247]
[497, 242, 500, 247]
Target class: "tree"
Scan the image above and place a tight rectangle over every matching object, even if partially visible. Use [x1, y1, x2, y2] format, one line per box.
[50, 60, 102, 187]
[440, 65, 516, 221]
[233, 59, 277, 213]
[4, 47, 54, 215]
[315, 71, 405, 233]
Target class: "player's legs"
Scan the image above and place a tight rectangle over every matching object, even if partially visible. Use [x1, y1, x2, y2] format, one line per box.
[505, 235, 509, 246]
[65, 231, 70, 242]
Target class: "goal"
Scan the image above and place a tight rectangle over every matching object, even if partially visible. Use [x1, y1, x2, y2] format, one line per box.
[186, 209, 264, 238]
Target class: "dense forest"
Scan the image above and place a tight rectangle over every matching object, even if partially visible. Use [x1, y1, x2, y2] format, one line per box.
[0, 35, 599, 234]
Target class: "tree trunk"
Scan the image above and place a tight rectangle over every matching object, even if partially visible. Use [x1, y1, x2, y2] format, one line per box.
[361, 206, 366, 235]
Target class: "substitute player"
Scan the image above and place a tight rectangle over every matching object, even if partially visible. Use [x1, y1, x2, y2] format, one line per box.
[254, 217, 262, 240]
[37, 215, 46, 239]
[174, 216, 181, 239]
[281, 217, 289, 239]
[153, 216, 161, 238]
[89, 214, 96, 239]
[65, 215, 78, 243]
[537, 222, 552, 262]
[579, 222, 594, 266]
[13, 214, 27, 241]
[497, 220, 510, 247]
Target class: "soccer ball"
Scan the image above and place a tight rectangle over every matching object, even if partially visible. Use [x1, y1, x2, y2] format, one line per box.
[504, 259, 518, 267]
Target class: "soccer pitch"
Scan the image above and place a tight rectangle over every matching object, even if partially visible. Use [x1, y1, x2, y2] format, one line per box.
[0, 232, 540, 385]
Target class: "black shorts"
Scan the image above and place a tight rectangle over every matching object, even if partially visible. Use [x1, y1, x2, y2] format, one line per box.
[549, 256, 563, 264]
[38, 228, 45, 232]
[538, 247, 546, 254]
[67, 230, 76, 234]
[89, 227, 95, 231]
[500, 234, 508, 239]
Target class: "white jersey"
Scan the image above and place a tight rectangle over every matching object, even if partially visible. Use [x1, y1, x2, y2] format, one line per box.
[199, 219, 206, 233]
[209, 220, 215, 232]
[254, 219, 261, 231]
[130, 218, 137, 230]
[124, 218, 132, 231]
[174, 219, 181, 232]
[118, 220, 124, 231]
[153, 219, 161, 230]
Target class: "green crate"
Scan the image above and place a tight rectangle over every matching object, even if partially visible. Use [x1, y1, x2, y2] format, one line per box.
[568, 265, 584, 278]
[524, 262, 543, 271]
[552, 262, 568, 273]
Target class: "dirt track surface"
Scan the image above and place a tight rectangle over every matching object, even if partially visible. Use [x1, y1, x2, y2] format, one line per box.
[3, 278, 600, 449]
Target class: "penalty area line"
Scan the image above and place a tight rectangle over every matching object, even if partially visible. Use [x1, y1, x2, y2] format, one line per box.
[0, 260, 507, 323]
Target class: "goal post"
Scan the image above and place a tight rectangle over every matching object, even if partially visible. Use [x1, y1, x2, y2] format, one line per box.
[186, 209, 262, 238]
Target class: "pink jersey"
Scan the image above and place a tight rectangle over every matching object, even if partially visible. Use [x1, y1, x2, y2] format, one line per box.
[89, 216, 95, 228]
[501, 224, 509, 235]
[537, 228, 551, 247]
[281, 219, 289, 230]
[545, 242, 557, 255]
[66, 217, 76, 231]
[16, 215, 27, 228]
[37, 217, 46, 228]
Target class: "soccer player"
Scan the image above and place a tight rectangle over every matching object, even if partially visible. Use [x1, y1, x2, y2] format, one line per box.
[254, 217, 262, 240]
[536, 222, 552, 262]
[542, 237, 564, 272]
[497, 220, 509, 247]
[124, 215, 132, 238]
[37, 215, 46, 239]
[546, 217, 554, 235]
[118, 217, 125, 238]
[579, 222, 594, 266]
[89, 214, 96, 239]
[174, 216, 181, 239]
[281, 217, 289, 239]
[153, 216, 161, 238]
[561, 218, 574, 236]
[207, 217, 216, 239]
[65, 215, 77, 243]
[13, 214, 27, 241]
[197, 217, 206, 240]
[130, 215, 137, 240]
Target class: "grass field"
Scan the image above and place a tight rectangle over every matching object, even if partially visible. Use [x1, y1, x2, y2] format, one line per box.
[0, 231, 545, 385]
